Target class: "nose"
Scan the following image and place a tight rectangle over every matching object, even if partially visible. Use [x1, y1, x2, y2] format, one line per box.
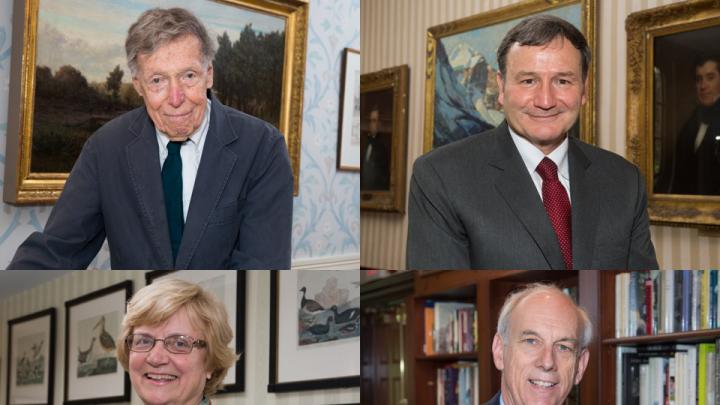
[168, 78, 185, 108]
[536, 344, 557, 371]
[534, 82, 557, 110]
[144, 342, 169, 366]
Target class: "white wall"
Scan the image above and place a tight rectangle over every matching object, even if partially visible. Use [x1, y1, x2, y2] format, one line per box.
[0, 271, 360, 405]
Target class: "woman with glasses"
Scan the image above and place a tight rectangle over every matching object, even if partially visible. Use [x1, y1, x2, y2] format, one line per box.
[116, 278, 237, 404]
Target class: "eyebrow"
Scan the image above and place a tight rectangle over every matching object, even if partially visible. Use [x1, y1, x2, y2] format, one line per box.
[519, 330, 579, 344]
[513, 71, 579, 78]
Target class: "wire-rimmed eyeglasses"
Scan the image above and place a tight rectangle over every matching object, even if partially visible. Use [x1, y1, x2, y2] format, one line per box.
[125, 333, 207, 354]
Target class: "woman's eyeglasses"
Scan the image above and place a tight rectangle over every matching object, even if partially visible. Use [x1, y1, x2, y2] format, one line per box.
[125, 333, 207, 354]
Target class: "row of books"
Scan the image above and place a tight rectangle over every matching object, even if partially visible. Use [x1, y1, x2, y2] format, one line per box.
[436, 362, 479, 405]
[617, 341, 718, 405]
[615, 270, 720, 337]
[423, 301, 477, 355]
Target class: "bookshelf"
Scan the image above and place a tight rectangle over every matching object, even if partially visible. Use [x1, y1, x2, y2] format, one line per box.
[598, 271, 720, 404]
[409, 270, 599, 405]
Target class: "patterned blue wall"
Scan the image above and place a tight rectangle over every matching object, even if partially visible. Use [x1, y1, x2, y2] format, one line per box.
[0, 0, 359, 268]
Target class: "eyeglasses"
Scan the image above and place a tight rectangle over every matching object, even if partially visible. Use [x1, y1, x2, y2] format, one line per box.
[125, 333, 207, 354]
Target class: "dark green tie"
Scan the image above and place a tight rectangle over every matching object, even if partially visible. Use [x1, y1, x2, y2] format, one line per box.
[162, 141, 184, 261]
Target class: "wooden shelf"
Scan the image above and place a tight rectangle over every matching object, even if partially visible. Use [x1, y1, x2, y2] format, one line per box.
[416, 352, 478, 362]
[603, 328, 720, 345]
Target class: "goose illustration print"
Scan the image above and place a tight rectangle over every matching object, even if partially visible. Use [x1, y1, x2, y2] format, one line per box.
[297, 271, 360, 346]
[76, 312, 120, 377]
[16, 333, 45, 385]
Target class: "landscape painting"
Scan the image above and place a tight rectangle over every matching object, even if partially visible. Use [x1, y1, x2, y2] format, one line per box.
[31, 0, 287, 173]
[76, 312, 119, 378]
[297, 271, 360, 346]
[424, 1, 590, 151]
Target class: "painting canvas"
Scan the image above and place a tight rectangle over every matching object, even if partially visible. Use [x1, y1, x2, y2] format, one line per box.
[297, 270, 360, 346]
[75, 312, 119, 378]
[5, 0, 308, 203]
[625, 0, 720, 227]
[6, 308, 56, 405]
[145, 270, 245, 392]
[338, 48, 361, 170]
[423, 0, 596, 152]
[64, 281, 132, 404]
[269, 270, 360, 392]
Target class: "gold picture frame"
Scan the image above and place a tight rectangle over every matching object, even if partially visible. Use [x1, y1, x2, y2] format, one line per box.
[422, 0, 597, 153]
[626, 0, 720, 228]
[360, 65, 409, 213]
[4, 0, 308, 204]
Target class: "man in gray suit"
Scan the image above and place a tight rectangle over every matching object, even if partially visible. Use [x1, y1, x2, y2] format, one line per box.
[8, 8, 293, 269]
[407, 15, 658, 270]
[484, 283, 591, 405]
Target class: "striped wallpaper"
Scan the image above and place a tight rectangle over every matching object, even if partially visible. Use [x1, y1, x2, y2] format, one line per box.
[360, 0, 720, 270]
[0, 271, 359, 405]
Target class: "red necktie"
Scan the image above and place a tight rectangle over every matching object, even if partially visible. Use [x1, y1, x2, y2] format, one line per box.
[536, 157, 572, 269]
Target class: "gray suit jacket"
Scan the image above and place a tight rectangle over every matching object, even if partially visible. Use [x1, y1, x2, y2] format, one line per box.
[482, 393, 501, 405]
[407, 122, 658, 270]
[9, 95, 293, 269]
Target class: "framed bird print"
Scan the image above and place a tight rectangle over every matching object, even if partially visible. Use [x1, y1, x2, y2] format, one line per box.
[63, 280, 132, 404]
[6, 308, 56, 405]
[268, 270, 360, 392]
[145, 270, 246, 392]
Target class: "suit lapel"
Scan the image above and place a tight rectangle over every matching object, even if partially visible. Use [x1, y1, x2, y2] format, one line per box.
[490, 124, 565, 269]
[568, 139, 598, 269]
[125, 112, 174, 268]
[175, 100, 238, 269]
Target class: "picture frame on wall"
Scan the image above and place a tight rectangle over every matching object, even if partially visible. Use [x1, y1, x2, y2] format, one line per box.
[337, 48, 361, 171]
[6, 308, 56, 405]
[268, 270, 360, 392]
[422, 0, 597, 153]
[626, 0, 720, 228]
[145, 270, 246, 392]
[63, 280, 132, 404]
[360, 65, 409, 212]
[4, 0, 308, 204]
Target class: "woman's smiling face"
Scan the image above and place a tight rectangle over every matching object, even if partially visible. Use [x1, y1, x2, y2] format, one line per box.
[128, 308, 210, 405]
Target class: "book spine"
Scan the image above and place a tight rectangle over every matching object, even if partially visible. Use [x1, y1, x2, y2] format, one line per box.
[646, 274, 654, 335]
[702, 270, 710, 330]
[682, 271, 691, 332]
[662, 271, 675, 334]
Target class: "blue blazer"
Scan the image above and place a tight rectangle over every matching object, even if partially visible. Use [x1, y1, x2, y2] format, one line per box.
[8, 96, 293, 269]
[482, 393, 501, 405]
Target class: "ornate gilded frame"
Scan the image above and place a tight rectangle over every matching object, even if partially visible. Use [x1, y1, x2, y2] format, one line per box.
[360, 65, 409, 213]
[422, 0, 597, 153]
[4, 0, 307, 204]
[626, 0, 720, 228]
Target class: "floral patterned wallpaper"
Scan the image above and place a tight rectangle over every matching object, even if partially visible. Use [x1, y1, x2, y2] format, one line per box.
[0, 0, 360, 268]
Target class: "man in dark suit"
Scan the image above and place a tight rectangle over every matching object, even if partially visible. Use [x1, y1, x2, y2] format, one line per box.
[8, 8, 292, 269]
[484, 283, 591, 405]
[361, 106, 391, 190]
[407, 15, 658, 269]
[669, 55, 720, 195]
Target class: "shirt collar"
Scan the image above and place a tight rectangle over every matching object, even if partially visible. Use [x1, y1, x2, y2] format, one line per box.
[508, 125, 570, 182]
[156, 99, 212, 149]
[499, 392, 505, 405]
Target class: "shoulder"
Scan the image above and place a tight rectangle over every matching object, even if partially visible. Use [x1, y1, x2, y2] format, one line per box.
[215, 100, 284, 145]
[413, 126, 503, 175]
[571, 138, 640, 176]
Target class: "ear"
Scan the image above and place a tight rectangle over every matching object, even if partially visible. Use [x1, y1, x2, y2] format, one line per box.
[573, 348, 590, 385]
[580, 77, 588, 106]
[206, 370, 212, 380]
[496, 72, 505, 107]
[491, 333, 505, 371]
[206, 63, 214, 89]
[132, 76, 144, 98]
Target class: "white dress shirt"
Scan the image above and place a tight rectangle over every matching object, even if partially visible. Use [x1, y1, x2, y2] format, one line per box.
[509, 125, 571, 203]
[156, 100, 211, 221]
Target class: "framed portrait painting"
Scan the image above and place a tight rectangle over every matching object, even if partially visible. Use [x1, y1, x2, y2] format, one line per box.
[338, 48, 361, 171]
[145, 270, 246, 392]
[63, 281, 132, 404]
[422, 0, 597, 153]
[626, 0, 720, 228]
[6, 308, 56, 405]
[360, 65, 409, 212]
[268, 270, 360, 392]
[4, 0, 308, 204]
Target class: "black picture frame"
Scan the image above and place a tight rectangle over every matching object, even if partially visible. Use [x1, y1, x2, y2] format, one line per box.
[63, 280, 132, 405]
[6, 308, 56, 405]
[145, 270, 246, 393]
[268, 271, 360, 393]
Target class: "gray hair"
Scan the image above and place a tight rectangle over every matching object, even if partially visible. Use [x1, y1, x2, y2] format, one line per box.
[496, 283, 593, 350]
[125, 8, 215, 77]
